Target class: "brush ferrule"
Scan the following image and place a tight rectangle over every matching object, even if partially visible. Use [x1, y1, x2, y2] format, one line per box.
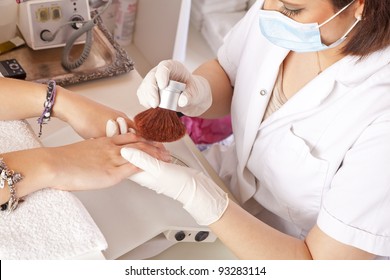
[158, 80, 186, 111]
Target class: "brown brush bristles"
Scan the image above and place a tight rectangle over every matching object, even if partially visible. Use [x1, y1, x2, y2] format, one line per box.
[134, 107, 187, 142]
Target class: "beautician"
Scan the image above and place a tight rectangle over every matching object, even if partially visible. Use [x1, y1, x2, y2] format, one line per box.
[121, 0, 390, 259]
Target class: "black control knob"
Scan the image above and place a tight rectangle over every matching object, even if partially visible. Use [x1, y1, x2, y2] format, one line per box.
[174, 231, 186, 241]
[40, 29, 54, 42]
[195, 231, 209, 242]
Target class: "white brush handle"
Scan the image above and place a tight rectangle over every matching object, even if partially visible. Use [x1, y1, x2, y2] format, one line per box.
[158, 80, 186, 111]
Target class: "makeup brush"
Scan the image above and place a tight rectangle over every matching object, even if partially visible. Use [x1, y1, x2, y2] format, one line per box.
[134, 80, 187, 142]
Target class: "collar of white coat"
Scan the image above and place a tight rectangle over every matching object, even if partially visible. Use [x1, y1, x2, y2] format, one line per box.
[335, 45, 390, 87]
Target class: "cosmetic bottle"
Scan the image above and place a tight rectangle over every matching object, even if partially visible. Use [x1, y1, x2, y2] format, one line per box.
[114, 0, 138, 46]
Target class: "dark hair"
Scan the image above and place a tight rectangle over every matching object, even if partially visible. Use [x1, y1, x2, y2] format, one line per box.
[331, 0, 390, 56]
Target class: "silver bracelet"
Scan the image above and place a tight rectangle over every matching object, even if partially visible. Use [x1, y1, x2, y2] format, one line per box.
[37, 80, 57, 137]
[0, 158, 23, 213]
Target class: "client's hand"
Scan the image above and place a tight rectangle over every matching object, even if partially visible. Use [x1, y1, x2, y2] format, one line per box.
[54, 87, 134, 139]
[49, 133, 171, 192]
[121, 147, 228, 225]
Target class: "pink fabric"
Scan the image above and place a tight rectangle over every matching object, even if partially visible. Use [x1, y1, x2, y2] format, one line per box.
[181, 115, 232, 144]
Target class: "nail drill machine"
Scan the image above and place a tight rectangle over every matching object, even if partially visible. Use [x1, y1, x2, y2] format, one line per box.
[17, 0, 91, 50]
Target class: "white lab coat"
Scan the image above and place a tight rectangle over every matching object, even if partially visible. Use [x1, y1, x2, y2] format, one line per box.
[206, 0, 390, 257]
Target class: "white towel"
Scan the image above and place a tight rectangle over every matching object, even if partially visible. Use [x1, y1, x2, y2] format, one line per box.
[0, 120, 107, 259]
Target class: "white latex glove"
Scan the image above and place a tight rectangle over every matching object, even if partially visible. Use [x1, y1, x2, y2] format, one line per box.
[121, 147, 229, 225]
[106, 117, 129, 137]
[137, 60, 212, 117]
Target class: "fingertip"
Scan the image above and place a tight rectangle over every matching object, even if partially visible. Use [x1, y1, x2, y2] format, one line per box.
[120, 147, 147, 171]
[116, 117, 128, 134]
[120, 146, 133, 157]
[178, 94, 189, 107]
[106, 119, 119, 137]
[120, 147, 135, 163]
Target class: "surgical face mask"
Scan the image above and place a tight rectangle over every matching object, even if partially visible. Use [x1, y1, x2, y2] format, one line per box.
[259, 0, 361, 52]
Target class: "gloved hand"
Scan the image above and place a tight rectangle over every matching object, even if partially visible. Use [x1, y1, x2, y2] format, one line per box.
[121, 147, 229, 225]
[137, 60, 212, 117]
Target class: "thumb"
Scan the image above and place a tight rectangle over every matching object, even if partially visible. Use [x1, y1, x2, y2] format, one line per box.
[120, 147, 163, 177]
[178, 91, 191, 107]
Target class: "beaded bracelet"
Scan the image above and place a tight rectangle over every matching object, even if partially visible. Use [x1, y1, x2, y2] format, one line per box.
[37, 80, 57, 137]
[0, 158, 23, 213]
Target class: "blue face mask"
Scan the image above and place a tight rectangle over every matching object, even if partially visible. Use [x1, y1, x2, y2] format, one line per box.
[259, 0, 361, 52]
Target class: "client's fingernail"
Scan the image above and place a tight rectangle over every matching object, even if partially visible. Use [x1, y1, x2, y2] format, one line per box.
[116, 117, 128, 134]
[106, 119, 119, 137]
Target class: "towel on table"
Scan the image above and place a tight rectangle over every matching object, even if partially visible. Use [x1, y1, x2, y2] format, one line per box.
[0, 120, 107, 259]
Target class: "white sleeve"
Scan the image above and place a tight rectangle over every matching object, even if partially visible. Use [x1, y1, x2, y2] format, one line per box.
[318, 114, 390, 257]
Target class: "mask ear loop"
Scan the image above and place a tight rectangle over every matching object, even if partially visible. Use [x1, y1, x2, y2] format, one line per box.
[340, 15, 362, 38]
[324, 15, 361, 48]
[318, 0, 357, 28]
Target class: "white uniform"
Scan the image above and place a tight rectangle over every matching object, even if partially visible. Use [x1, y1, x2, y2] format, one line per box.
[206, 0, 390, 257]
